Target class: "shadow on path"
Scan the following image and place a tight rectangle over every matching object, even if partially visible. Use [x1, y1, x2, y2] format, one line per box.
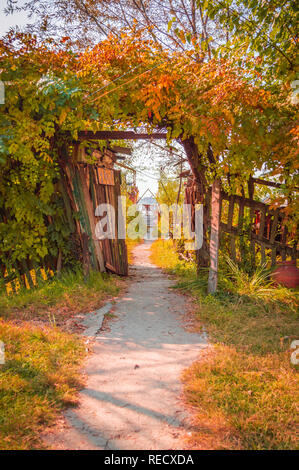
[44, 241, 207, 450]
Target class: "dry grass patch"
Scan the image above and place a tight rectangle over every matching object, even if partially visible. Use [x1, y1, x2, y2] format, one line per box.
[184, 346, 299, 450]
[0, 320, 85, 450]
[0, 268, 124, 449]
[151, 239, 299, 450]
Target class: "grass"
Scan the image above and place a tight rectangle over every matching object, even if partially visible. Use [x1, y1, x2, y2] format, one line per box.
[0, 267, 123, 450]
[0, 268, 122, 325]
[0, 320, 85, 450]
[150, 239, 299, 450]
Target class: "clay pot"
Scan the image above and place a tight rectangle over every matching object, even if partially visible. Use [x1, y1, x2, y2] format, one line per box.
[272, 260, 299, 289]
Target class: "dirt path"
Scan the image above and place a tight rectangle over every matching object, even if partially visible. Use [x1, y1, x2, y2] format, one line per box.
[46, 241, 207, 450]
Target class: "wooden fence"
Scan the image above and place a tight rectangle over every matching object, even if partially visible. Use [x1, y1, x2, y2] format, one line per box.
[1, 148, 128, 295]
[220, 191, 298, 266]
[185, 177, 298, 269]
[49, 157, 128, 277]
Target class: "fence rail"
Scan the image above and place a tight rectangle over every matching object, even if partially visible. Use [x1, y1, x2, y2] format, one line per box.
[220, 191, 298, 266]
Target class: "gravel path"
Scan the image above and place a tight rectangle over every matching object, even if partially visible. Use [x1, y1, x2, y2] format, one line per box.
[45, 241, 207, 450]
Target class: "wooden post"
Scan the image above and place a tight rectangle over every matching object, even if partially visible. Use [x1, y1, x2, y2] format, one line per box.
[208, 179, 221, 294]
[78, 166, 105, 272]
[82, 233, 91, 278]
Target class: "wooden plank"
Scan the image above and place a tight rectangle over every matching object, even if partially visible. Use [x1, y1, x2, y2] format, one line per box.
[220, 222, 298, 255]
[261, 243, 266, 265]
[208, 179, 221, 293]
[281, 248, 286, 262]
[105, 262, 117, 274]
[97, 167, 115, 186]
[230, 236, 236, 261]
[270, 210, 279, 244]
[77, 131, 167, 141]
[57, 179, 76, 232]
[108, 146, 132, 155]
[82, 233, 91, 278]
[259, 207, 266, 240]
[221, 191, 266, 211]
[72, 168, 95, 261]
[227, 196, 234, 230]
[77, 166, 105, 272]
[250, 239, 256, 268]
[238, 200, 245, 234]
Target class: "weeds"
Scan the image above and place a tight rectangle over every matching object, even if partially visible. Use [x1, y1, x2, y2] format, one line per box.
[222, 256, 274, 297]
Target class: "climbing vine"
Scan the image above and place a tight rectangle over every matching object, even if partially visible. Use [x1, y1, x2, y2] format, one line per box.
[0, 30, 297, 272]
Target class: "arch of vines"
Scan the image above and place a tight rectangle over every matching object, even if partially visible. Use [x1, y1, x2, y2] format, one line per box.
[0, 31, 298, 277]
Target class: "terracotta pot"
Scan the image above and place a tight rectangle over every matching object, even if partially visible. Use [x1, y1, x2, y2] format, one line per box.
[272, 260, 299, 289]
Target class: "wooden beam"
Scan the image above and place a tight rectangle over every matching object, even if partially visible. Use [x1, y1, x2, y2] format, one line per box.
[108, 146, 132, 155]
[77, 131, 167, 141]
[252, 177, 299, 191]
[177, 170, 191, 178]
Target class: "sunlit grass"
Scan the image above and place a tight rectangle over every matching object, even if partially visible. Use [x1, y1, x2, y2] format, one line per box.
[0, 320, 85, 450]
[150, 239, 299, 449]
[0, 266, 124, 450]
[184, 346, 299, 450]
[150, 239, 196, 277]
[0, 268, 122, 324]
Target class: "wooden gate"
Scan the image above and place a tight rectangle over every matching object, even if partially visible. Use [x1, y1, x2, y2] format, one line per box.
[62, 160, 128, 276]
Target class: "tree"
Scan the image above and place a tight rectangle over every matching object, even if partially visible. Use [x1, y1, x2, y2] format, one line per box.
[0, 26, 297, 275]
[201, 0, 298, 82]
[5, 0, 219, 54]
[156, 174, 183, 206]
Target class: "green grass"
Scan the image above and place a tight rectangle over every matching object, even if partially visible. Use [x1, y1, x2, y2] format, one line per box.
[0, 320, 85, 450]
[0, 267, 123, 450]
[0, 268, 122, 324]
[151, 239, 299, 450]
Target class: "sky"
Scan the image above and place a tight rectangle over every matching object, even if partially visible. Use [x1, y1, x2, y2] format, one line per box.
[0, 1, 31, 36]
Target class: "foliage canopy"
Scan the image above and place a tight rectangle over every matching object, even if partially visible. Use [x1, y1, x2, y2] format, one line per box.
[0, 24, 298, 268]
